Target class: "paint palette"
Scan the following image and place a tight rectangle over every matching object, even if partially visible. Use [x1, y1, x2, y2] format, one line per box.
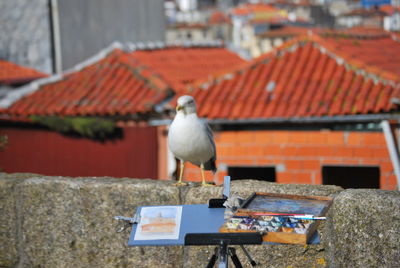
[219, 192, 332, 244]
[225, 215, 313, 233]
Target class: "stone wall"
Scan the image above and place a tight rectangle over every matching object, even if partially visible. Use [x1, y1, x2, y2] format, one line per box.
[0, 0, 52, 74]
[0, 173, 399, 268]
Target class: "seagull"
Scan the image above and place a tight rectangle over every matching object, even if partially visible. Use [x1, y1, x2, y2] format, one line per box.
[168, 95, 217, 186]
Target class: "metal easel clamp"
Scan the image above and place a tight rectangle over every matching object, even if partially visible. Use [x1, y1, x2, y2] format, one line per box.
[208, 176, 232, 208]
[114, 212, 141, 233]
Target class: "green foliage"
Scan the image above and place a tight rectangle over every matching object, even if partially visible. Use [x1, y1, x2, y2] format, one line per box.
[30, 116, 116, 139]
[0, 135, 7, 152]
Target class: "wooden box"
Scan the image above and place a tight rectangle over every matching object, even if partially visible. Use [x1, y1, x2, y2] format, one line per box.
[219, 192, 332, 245]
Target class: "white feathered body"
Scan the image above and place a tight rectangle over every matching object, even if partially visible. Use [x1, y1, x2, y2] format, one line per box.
[168, 113, 215, 166]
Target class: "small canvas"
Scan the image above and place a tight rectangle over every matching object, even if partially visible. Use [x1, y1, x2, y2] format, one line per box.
[134, 206, 182, 240]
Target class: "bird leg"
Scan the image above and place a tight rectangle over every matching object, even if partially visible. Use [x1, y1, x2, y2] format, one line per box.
[201, 163, 214, 186]
[175, 161, 187, 186]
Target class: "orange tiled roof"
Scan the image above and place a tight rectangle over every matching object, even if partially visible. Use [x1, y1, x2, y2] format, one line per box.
[175, 36, 400, 120]
[130, 47, 245, 88]
[4, 49, 170, 117]
[209, 10, 231, 24]
[316, 28, 400, 82]
[231, 3, 280, 16]
[0, 59, 47, 85]
[2, 46, 246, 117]
[379, 4, 400, 15]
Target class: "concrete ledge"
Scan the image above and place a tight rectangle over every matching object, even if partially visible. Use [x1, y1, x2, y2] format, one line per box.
[1, 173, 398, 267]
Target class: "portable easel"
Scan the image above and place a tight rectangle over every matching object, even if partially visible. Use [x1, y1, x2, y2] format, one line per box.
[116, 176, 320, 267]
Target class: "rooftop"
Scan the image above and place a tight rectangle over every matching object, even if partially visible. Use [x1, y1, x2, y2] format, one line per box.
[130, 46, 245, 89]
[174, 35, 400, 121]
[0, 43, 246, 118]
[2, 49, 170, 117]
[316, 28, 400, 82]
[231, 3, 283, 16]
[0, 59, 47, 85]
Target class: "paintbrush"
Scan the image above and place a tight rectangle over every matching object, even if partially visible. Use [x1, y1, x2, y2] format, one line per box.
[250, 213, 326, 220]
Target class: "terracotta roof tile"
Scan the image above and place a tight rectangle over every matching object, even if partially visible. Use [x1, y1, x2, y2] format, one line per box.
[1, 46, 246, 118]
[4, 50, 170, 117]
[130, 47, 245, 88]
[231, 3, 282, 16]
[175, 36, 400, 120]
[379, 4, 400, 15]
[0, 59, 47, 85]
[209, 10, 231, 24]
[315, 29, 400, 82]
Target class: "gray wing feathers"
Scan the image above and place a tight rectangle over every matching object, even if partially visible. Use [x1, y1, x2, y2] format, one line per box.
[201, 119, 217, 173]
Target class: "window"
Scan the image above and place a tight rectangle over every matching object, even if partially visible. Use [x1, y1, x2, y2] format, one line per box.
[228, 166, 276, 182]
[322, 166, 380, 189]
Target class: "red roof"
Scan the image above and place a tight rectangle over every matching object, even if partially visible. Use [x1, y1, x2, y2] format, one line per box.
[231, 3, 280, 16]
[209, 10, 231, 24]
[4, 49, 170, 117]
[316, 28, 400, 82]
[176, 36, 400, 120]
[2, 46, 246, 118]
[379, 4, 400, 15]
[130, 47, 245, 88]
[0, 59, 47, 85]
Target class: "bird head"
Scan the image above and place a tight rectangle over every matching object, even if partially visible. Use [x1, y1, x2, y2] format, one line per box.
[176, 95, 197, 115]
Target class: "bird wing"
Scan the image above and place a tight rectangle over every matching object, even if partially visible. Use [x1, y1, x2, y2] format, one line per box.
[200, 119, 217, 172]
[201, 118, 216, 158]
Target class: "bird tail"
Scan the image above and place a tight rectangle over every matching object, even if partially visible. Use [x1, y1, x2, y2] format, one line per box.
[204, 158, 217, 174]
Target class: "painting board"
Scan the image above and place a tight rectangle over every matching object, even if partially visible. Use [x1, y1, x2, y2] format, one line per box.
[128, 204, 226, 246]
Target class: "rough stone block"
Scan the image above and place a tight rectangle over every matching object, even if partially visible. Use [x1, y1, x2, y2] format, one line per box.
[15, 176, 181, 268]
[0, 173, 40, 267]
[325, 189, 400, 268]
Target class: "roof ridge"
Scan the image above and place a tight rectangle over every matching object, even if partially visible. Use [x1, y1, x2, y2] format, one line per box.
[122, 40, 224, 52]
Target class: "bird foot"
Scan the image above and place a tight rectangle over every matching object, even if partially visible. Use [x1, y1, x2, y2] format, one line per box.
[201, 182, 215, 187]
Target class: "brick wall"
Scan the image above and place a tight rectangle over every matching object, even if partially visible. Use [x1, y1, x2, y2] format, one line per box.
[181, 130, 396, 190]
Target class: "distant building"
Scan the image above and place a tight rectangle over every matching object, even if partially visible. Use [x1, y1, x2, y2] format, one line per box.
[256, 25, 310, 53]
[381, 5, 400, 31]
[0, 0, 52, 73]
[230, 3, 293, 58]
[166, 10, 232, 44]
[336, 7, 387, 28]
[271, 0, 335, 27]
[163, 31, 400, 190]
[0, 0, 165, 74]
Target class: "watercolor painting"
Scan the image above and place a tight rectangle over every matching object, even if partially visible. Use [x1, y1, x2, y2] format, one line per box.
[134, 206, 182, 240]
[245, 196, 327, 215]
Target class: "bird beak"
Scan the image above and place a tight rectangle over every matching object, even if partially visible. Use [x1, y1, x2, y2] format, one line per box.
[176, 105, 183, 112]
